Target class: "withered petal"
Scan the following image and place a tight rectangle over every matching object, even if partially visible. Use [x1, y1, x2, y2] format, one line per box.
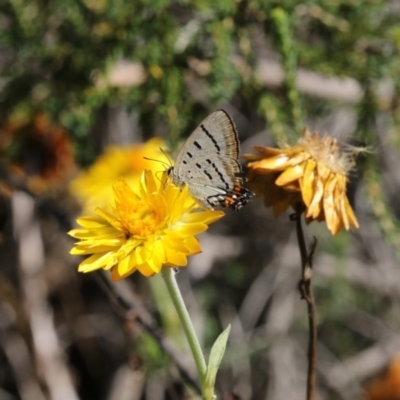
[301, 159, 317, 207]
[323, 174, 340, 234]
[343, 195, 359, 229]
[335, 174, 350, 230]
[317, 162, 331, 183]
[275, 163, 305, 186]
[251, 154, 292, 171]
[306, 175, 324, 219]
[253, 146, 286, 156]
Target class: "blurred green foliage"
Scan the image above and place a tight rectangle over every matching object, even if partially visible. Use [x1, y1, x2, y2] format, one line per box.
[2, 0, 399, 151]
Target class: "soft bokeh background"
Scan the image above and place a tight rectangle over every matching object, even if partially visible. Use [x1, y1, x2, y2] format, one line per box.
[1, 1, 400, 399]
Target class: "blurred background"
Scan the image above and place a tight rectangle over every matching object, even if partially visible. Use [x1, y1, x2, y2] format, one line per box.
[1, 1, 400, 399]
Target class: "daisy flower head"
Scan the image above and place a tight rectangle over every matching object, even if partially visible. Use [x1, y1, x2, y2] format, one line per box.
[70, 138, 170, 214]
[69, 170, 224, 280]
[245, 128, 362, 235]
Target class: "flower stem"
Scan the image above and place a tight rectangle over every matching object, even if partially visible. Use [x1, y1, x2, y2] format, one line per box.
[294, 205, 317, 400]
[161, 267, 207, 389]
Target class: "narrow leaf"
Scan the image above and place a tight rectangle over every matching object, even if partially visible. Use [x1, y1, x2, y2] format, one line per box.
[203, 325, 231, 400]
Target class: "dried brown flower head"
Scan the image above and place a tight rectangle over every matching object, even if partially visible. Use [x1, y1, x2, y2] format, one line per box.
[245, 129, 361, 234]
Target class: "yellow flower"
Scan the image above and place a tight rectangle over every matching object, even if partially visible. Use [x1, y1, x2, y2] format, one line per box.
[70, 138, 169, 213]
[245, 129, 361, 235]
[68, 170, 224, 280]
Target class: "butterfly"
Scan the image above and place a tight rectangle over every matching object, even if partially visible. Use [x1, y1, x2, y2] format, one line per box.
[167, 110, 253, 210]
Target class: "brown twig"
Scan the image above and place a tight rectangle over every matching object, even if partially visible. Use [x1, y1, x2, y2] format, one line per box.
[293, 204, 318, 400]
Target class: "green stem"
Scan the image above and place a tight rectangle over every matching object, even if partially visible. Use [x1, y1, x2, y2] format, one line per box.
[161, 267, 207, 389]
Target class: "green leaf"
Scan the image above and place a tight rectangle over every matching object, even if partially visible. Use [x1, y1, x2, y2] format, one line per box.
[203, 324, 231, 400]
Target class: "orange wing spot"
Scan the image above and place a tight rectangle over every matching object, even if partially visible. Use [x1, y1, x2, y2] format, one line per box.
[224, 196, 236, 207]
[232, 184, 245, 195]
[222, 183, 254, 210]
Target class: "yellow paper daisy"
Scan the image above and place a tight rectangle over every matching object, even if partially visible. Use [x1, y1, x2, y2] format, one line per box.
[245, 129, 361, 235]
[68, 170, 224, 280]
[70, 138, 169, 213]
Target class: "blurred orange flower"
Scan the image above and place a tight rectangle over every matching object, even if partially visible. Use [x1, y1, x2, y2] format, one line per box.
[69, 138, 170, 213]
[0, 113, 75, 193]
[245, 129, 361, 235]
[364, 356, 400, 400]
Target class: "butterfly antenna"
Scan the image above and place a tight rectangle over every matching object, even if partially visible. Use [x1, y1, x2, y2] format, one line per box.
[143, 147, 174, 170]
[160, 147, 174, 168]
[155, 170, 164, 182]
[143, 156, 170, 170]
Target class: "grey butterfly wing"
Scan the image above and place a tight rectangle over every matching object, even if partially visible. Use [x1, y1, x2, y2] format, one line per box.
[170, 110, 253, 210]
[176, 154, 241, 208]
[173, 110, 241, 184]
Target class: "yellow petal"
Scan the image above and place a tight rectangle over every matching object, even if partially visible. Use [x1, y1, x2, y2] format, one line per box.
[77, 237, 124, 247]
[75, 216, 107, 229]
[331, 214, 344, 234]
[316, 162, 330, 183]
[137, 244, 150, 265]
[275, 163, 305, 186]
[71, 243, 120, 255]
[282, 151, 310, 168]
[254, 145, 304, 157]
[68, 226, 121, 240]
[248, 165, 278, 175]
[252, 154, 292, 171]
[306, 175, 324, 219]
[343, 196, 359, 229]
[152, 239, 166, 264]
[335, 175, 349, 229]
[78, 252, 115, 272]
[323, 174, 340, 234]
[184, 236, 202, 255]
[136, 262, 156, 277]
[261, 151, 310, 171]
[165, 247, 188, 266]
[144, 169, 158, 194]
[111, 263, 137, 281]
[116, 252, 132, 275]
[114, 177, 140, 205]
[300, 159, 317, 207]
[170, 186, 190, 221]
[164, 182, 180, 209]
[95, 207, 124, 231]
[174, 223, 208, 236]
[146, 256, 163, 274]
[164, 232, 190, 252]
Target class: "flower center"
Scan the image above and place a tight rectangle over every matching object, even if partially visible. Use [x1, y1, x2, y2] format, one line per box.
[119, 203, 163, 238]
[302, 134, 350, 174]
